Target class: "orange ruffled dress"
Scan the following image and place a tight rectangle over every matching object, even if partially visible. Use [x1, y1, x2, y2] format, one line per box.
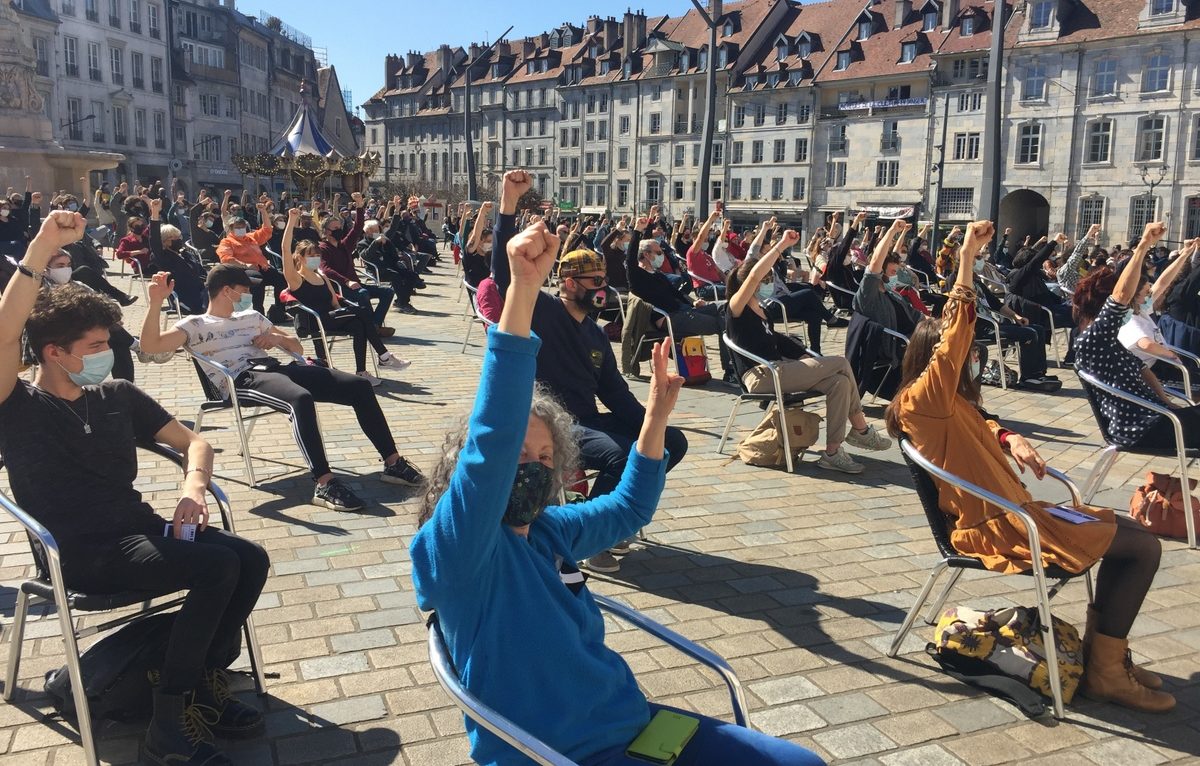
[895, 284, 1115, 574]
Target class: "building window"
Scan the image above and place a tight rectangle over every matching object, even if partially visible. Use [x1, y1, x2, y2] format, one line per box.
[148, 2, 159, 37]
[792, 177, 806, 200]
[1151, 0, 1174, 14]
[646, 178, 661, 201]
[776, 103, 788, 125]
[730, 178, 743, 199]
[1091, 59, 1117, 98]
[957, 91, 982, 112]
[1030, 0, 1053, 28]
[875, 160, 899, 187]
[133, 108, 146, 146]
[150, 56, 163, 92]
[835, 52, 851, 70]
[131, 51, 143, 88]
[108, 0, 120, 26]
[1193, 115, 1200, 160]
[772, 139, 786, 163]
[768, 178, 783, 200]
[939, 188, 975, 217]
[923, 8, 939, 30]
[64, 36, 78, 76]
[1079, 196, 1105, 232]
[674, 145, 685, 167]
[713, 143, 724, 165]
[794, 138, 808, 162]
[152, 110, 165, 149]
[1142, 54, 1170, 93]
[649, 113, 661, 134]
[1085, 120, 1113, 163]
[112, 105, 126, 144]
[1129, 196, 1158, 241]
[857, 18, 872, 40]
[952, 131, 981, 160]
[751, 140, 764, 163]
[672, 181, 685, 201]
[618, 182, 629, 208]
[753, 104, 766, 126]
[1186, 197, 1200, 239]
[1137, 116, 1166, 161]
[1021, 62, 1046, 101]
[65, 97, 83, 140]
[750, 178, 762, 199]
[797, 104, 811, 124]
[692, 144, 701, 166]
[619, 115, 630, 135]
[649, 145, 660, 165]
[87, 42, 101, 81]
[733, 105, 746, 128]
[1017, 123, 1042, 164]
[961, 16, 976, 34]
[618, 147, 629, 169]
[826, 161, 847, 187]
[900, 43, 917, 64]
[732, 141, 744, 163]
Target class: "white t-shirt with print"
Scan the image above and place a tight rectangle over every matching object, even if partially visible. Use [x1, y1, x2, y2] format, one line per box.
[1117, 312, 1166, 368]
[175, 310, 274, 397]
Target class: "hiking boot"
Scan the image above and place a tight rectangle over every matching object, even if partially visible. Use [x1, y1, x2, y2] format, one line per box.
[193, 668, 264, 740]
[1084, 607, 1161, 690]
[816, 446, 864, 474]
[1079, 632, 1175, 712]
[583, 551, 621, 573]
[844, 424, 892, 452]
[313, 478, 365, 512]
[143, 687, 231, 765]
[382, 456, 425, 486]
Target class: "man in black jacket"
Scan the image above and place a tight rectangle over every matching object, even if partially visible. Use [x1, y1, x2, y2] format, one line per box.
[625, 208, 722, 338]
[1005, 233, 1074, 329]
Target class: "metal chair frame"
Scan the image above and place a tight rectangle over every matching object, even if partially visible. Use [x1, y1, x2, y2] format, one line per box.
[975, 307, 1023, 391]
[287, 301, 380, 375]
[461, 281, 495, 353]
[2, 442, 268, 766]
[717, 332, 824, 474]
[1143, 342, 1200, 405]
[888, 439, 1094, 719]
[1076, 369, 1198, 549]
[631, 306, 680, 375]
[427, 593, 749, 766]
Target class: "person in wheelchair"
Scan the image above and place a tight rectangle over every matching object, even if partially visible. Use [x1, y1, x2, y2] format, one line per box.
[726, 229, 891, 476]
[0, 211, 270, 765]
[885, 220, 1170, 713]
[410, 222, 822, 766]
[280, 208, 408, 383]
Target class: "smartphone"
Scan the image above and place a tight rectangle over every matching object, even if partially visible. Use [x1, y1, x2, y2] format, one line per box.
[164, 523, 197, 542]
[626, 710, 699, 764]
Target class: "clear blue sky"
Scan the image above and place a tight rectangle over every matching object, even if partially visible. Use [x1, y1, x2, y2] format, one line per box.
[253, 0, 699, 114]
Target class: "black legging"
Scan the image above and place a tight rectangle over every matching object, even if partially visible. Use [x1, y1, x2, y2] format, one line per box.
[765, 285, 834, 354]
[71, 265, 133, 302]
[246, 267, 288, 314]
[234, 362, 397, 480]
[61, 527, 269, 694]
[110, 324, 135, 382]
[1093, 515, 1161, 639]
[314, 312, 387, 373]
[1130, 404, 1200, 451]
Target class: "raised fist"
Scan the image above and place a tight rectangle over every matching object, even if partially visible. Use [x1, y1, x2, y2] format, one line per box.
[34, 210, 86, 249]
[781, 229, 801, 247]
[1142, 221, 1166, 245]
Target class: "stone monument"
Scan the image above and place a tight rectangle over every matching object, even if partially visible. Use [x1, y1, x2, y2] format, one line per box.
[0, 2, 121, 192]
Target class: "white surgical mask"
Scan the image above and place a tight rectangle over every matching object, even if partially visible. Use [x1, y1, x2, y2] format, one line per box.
[1140, 295, 1154, 315]
[973, 259, 985, 274]
[305, 256, 322, 271]
[0, 209, 9, 219]
[232, 227, 248, 237]
[756, 281, 775, 301]
[970, 359, 981, 379]
[47, 266, 74, 285]
[233, 292, 253, 312]
[650, 253, 664, 269]
[275, 221, 286, 230]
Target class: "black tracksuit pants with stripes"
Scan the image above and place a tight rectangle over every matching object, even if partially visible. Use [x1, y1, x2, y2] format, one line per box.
[234, 362, 397, 480]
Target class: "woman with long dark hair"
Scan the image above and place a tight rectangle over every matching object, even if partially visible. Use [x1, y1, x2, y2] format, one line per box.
[885, 220, 1170, 713]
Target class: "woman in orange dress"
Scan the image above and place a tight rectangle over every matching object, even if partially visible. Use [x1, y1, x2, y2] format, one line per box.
[884, 220, 1171, 713]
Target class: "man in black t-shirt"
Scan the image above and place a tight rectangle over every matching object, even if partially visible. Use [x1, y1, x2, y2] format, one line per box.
[0, 211, 268, 766]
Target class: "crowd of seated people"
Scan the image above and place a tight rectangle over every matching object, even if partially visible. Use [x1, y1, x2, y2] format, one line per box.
[6, 169, 1200, 766]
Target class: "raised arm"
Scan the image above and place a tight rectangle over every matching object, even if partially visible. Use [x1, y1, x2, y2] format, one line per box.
[140, 273, 190, 353]
[491, 170, 530, 294]
[748, 216, 772, 257]
[468, 202, 491, 253]
[867, 219, 907, 275]
[1152, 238, 1197, 311]
[281, 207, 302, 290]
[148, 198, 165, 259]
[1117, 222, 1166, 306]
[729, 230, 800, 318]
[0, 212, 86, 405]
[693, 209, 720, 251]
[341, 194, 365, 248]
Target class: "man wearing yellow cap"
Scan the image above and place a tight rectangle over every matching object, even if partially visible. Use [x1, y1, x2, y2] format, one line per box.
[489, 171, 688, 573]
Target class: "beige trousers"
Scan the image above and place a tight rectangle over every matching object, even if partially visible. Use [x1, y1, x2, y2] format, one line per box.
[743, 356, 862, 445]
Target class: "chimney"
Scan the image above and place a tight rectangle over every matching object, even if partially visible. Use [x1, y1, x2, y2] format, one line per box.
[437, 43, 452, 76]
[384, 54, 400, 89]
[538, 32, 551, 48]
[406, 51, 421, 69]
[587, 15, 602, 35]
[468, 43, 482, 62]
[941, 0, 960, 29]
[604, 16, 620, 48]
[623, 9, 647, 59]
[495, 40, 511, 58]
[895, 0, 911, 28]
[522, 37, 536, 57]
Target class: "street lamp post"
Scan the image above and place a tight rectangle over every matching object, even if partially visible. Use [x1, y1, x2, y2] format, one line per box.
[463, 26, 513, 202]
[929, 90, 951, 245]
[978, 0, 1009, 228]
[691, 0, 721, 221]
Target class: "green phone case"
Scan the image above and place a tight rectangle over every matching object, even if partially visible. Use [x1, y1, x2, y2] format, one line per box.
[625, 710, 701, 765]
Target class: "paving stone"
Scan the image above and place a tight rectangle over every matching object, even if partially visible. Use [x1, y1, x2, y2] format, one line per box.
[879, 744, 966, 766]
[298, 653, 370, 681]
[806, 692, 889, 726]
[933, 699, 1020, 733]
[812, 723, 896, 759]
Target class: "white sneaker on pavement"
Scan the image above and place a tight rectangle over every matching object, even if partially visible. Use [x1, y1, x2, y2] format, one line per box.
[816, 446, 865, 474]
[844, 424, 892, 451]
[357, 371, 383, 387]
[378, 352, 411, 371]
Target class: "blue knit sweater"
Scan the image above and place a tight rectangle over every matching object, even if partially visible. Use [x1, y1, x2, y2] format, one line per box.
[410, 328, 668, 766]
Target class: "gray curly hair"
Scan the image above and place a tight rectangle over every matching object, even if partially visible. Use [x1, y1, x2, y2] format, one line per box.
[417, 383, 581, 526]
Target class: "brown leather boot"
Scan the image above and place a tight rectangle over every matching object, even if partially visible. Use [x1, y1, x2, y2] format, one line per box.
[1083, 607, 1162, 690]
[1080, 632, 1175, 712]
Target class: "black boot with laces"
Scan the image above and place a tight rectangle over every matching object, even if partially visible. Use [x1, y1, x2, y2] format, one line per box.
[142, 686, 231, 765]
[193, 667, 264, 739]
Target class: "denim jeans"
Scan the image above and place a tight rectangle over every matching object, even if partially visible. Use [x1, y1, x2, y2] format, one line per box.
[577, 413, 687, 498]
[350, 284, 394, 326]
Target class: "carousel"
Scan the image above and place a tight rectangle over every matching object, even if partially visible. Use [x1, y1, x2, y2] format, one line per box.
[231, 98, 380, 200]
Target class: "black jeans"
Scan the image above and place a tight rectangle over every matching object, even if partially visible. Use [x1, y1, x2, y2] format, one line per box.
[975, 323, 1048, 380]
[235, 362, 397, 479]
[71, 265, 131, 302]
[1130, 404, 1200, 452]
[764, 286, 834, 353]
[247, 267, 288, 314]
[110, 324, 135, 382]
[578, 413, 688, 498]
[316, 311, 387, 372]
[62, 528, 269, 694]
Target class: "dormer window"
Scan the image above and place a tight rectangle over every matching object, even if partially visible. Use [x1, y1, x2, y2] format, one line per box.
[698, 46, 709, 69]
[858, 18, 873, 39]
[717, 45, 729, 67]
[767, 73, 780, 87]
[1030, 0, 1054, 28]
[1150, 0, 1173, 13]
[923, 8, 939, 30]
[723, 19, 734, 37]
[681, 50, 690, 69]
[589, 44, 600, 58]
[622, 60, 632, 77]
[835, 51, 852, 70]
[961, 16, 976, 34]
[798, 36, 812, 58]
[600, 59, 610, 74]
[789, 71, 804, 85]
[901, 42, 917, 63]
[776, 39, 789, 60]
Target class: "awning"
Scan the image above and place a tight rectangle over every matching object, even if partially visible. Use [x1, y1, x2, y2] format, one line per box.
[855, 204, 918, 218]
[580, 206, 607, 215]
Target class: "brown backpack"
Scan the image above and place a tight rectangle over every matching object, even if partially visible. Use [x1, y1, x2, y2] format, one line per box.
[1129, 471, 1200, 539]
[736, 404, 822, 468]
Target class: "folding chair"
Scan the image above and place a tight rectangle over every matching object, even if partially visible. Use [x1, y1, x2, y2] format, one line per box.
[975, 307, 1022, 391]
[160, 291, 183, 330]
[121, 258, 151, 302]
[717, 332, 824, 474]
[427, 593, 749, 766]
[2, 441, 268, 766]
[263, 247, 283, 271]
[461, 281, 494, 353]
[286, 301, 379, 375]
[1075, 369, 1198, 549]
[188, 349, 318, 486]
[887, 438, 1095, 719]
[631, 306, 678, 374]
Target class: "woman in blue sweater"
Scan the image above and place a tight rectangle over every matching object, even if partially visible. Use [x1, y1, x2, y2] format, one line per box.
[410, 221, 823, 766]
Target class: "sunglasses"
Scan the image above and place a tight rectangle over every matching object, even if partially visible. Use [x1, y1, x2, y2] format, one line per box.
[573, 275, 608, 288]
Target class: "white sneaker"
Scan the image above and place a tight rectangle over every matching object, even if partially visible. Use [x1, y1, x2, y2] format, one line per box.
[357, 371, 383, 387]
[377, 353, 411, 371]
[816, 446, 864, 474]
[844, 424, 892, 452]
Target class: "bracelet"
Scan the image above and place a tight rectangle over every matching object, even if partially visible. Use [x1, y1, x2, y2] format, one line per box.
[185, 467, 210, 477]
[15, 262, 44, 282]
[997, 430, 1014, 448]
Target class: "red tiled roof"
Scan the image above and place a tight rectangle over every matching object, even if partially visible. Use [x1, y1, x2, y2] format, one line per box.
[816, 0, 937, 82]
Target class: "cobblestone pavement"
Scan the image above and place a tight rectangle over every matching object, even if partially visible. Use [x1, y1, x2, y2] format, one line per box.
[1, 248, 1199, 765]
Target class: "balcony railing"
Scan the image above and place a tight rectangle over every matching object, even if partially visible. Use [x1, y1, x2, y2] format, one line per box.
[61, 0, 76, 15]
[674, 116, 688, 134]
[129, 21, 141, 34]
[67, 127, 83, 141]
[114, 133, 127, 145]
[111, 72, 123, 85]
[155, 139, 166, 149]
[108, 14, 120, 27]
[149, 25, 160, 39]
[881, 135, 901, 152]
[830, 138, 848, 152]
[88, 68, 102, 82]
[65, 63, 79, 77]
[135, 136, 146, 147]
[132, 77, 144, 89]
[91, 132, 104, 143]
[85, 8, 98, 21]
[152, 80, 163, 93]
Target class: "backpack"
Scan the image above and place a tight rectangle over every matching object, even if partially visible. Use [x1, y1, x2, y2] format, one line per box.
[933, 605, 1084, 706]
[1130, 471, 1200, 539]
[43, 613, 177, 723]
[674, 336, 711, 386]
[736, 404, 822, 468]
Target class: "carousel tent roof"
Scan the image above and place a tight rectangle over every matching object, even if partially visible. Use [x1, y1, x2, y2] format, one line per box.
[269, 102, 339, 158]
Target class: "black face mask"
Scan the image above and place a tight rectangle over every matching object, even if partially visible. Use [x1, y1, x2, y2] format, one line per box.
[503, 461, 554, 527]
[572, 284, 607, 314]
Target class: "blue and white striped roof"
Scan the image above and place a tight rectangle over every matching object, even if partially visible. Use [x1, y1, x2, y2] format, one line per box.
[269, 103, 338, 158]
